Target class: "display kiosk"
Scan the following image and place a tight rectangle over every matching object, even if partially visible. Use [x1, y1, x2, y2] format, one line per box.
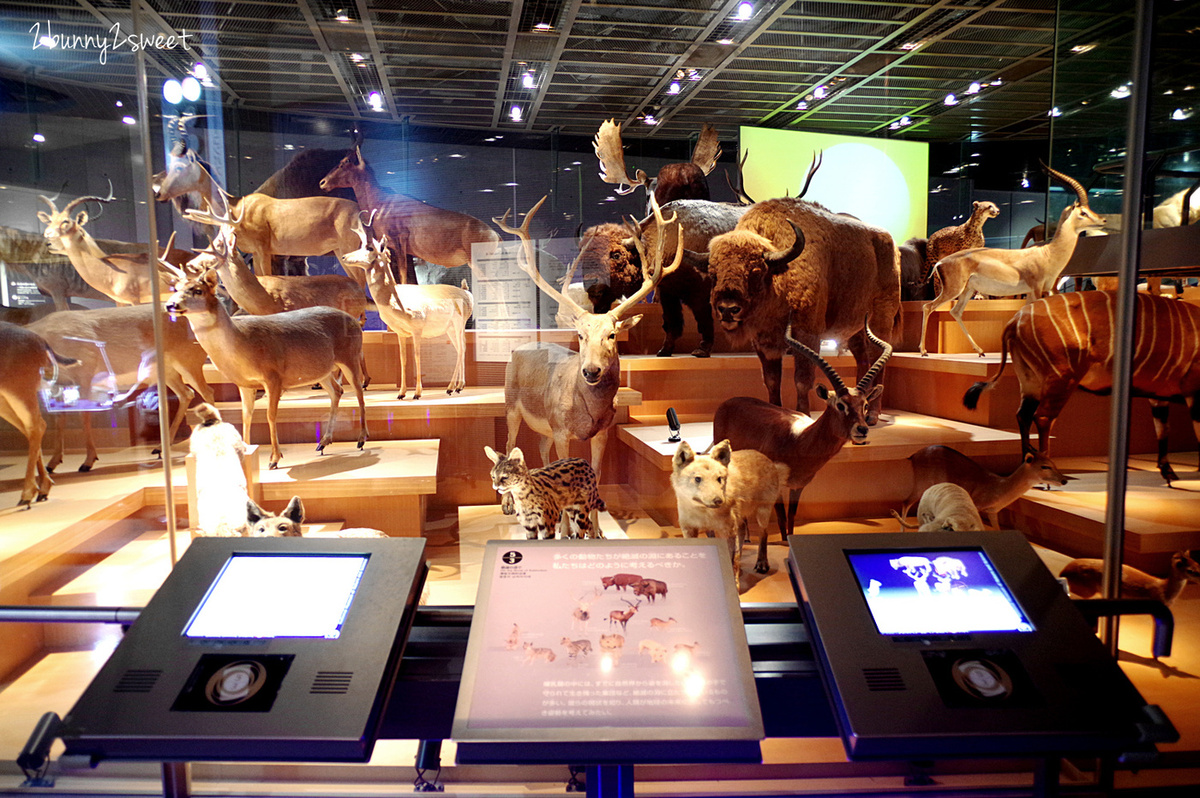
[59, 536, 427, 763]
[788, 530, 1177, 760]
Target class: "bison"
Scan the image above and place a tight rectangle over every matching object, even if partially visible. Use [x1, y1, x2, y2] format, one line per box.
[692, 197, 900, 419]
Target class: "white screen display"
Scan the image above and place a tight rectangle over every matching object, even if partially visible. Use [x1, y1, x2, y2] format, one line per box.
[184, 555, 369, 639]
[847, 549, 1034, 636]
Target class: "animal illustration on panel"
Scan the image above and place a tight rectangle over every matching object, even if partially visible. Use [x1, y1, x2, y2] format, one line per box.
[38, 190, 193, 305]
[0, 322, 76, 506]
[631, 578, 668, 602]
[920, 164, 1106, 356]
[598, 633, 625, 665]
[189, 403, 250, 537]
[713, 323, 893, 540]
[671, 439, 788, 588]
[1061, 551, 1200, 607]
[319, 140, 500, 284]
[165, 268, 368, 469]
[484, 446, 605, 539]
[593, 120, 722, 207]
[342, 230, 472, 398]
[28, 304, 214, 472]
[688, 196, 900, 417]
[601, 573, 642, 591]
[891, 483, 984, 532]
[561, 637, 593, 660]
[609, 599, 641, 633]
[571, 587, 602, 631]
[494, 194, 682, 480]
[963, 291, 1200, 485]
[898, 445, 1071, 526]
[522, 642, 557, 664]
[923, 200, 1001, 282]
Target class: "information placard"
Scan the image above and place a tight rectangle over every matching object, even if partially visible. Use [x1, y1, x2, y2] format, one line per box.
[452, 538, 762, 759]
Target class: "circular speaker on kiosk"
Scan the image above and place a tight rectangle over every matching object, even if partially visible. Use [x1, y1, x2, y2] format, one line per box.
[951, 658, 1013, 699]
[205, 660, 268, 705]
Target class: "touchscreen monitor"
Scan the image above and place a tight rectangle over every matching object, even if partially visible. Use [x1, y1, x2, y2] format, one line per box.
[846, 549, 1034, 636]
[184, 554, 369, 639]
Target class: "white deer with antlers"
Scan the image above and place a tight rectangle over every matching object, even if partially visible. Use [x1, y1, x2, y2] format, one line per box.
[493, 194, 682, 480]
[920, 163, 1107, 356]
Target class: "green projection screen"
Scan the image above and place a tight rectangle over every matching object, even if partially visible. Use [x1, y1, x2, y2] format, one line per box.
[739, 126, 929, 243]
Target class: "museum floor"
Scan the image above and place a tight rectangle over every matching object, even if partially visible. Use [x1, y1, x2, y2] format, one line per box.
[2, 462, 1200, 795]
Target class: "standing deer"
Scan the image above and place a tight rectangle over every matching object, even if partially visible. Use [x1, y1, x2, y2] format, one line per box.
[963, 291, 1200, 485]
[165, 269, 368, 469]
[318, 145, 500, 284]
[38, 192, 193, 305]
[0, 322, 76, 506]
[342, 231, 472, 398]
[492, 195, 682, 479]
[712, 323, 892, 547]
[920, 164, 1107, 356]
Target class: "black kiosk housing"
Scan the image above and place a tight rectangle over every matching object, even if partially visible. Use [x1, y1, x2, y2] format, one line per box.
[788, 530, 1175, 760]
[60, 537, 427, 763]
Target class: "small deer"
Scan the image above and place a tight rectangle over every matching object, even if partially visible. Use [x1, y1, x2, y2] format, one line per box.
[712, 322, 893, 540]
[493, 194, 682, 480]
[319, 142, 500, 284]
[1060, 551, 1200, 606]
[920, 164, 1106, 356]
[484, 446, 605, 539]
[898, 445, 1072, 525]
[343, 230, 473, 398]
[609, 599, 641, 632]
[0, 322, 76, 506]
[892, 483, 985, 532]
[165, 269, 368, 469]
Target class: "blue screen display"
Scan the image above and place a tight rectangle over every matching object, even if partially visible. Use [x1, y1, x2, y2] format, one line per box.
[846, 549, 1034, 636]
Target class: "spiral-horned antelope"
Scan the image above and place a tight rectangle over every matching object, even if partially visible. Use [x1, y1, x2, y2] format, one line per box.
[493, 195, 682, 479]
[712, 322, 893, 546]
[963, 291, 1200, 485]
[920, 164, 1107, 356]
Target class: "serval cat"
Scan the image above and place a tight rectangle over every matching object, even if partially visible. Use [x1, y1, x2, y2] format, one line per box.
[484, 446, 605, 539]
[925, 200, 1001, 282]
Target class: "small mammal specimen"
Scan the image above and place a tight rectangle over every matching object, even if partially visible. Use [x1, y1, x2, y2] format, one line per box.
[1060, 551, 1200, 606]
[484, 446, 605, 539]
[892, 482, 984, 532]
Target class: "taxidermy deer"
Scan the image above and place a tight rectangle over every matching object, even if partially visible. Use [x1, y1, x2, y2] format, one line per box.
[318, 140, 500, 284]
[712, 323, 892, 544]
[493, 194, 683, 480]
[38, 190, 193, 304]
[593, 119, 722, 207]
[1061, 551, 1200, 606]
[0, 321, 76, 507]
[342, 229, 473, 398]
[920, 163, 1106, 356]
[165, 269, 368, 469]
[963, 291, 1200, 485]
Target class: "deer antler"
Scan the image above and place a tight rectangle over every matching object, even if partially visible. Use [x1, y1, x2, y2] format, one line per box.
[797, 150, 823, 199]
[690, 122, 722, 176]
[155, 231, 189, 281]
[612, 192, 683, 319]
[784, 324, 848, 395]
[183, 194, 245, 228]
[494, 196, 589, 320]
[855, 318, 893, 391]
[593, 119, 650, 196]
[725, 149, 755, 206]
[1040, 160, 1089, 207]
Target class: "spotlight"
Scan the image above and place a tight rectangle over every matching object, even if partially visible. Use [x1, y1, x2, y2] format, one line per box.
[966, 82, 982, 95]
[522, 72, 535, 89]
[533, 22, 553, 32]
[1048, 106, 1062, 117]
[667, 82, 680, 95]
[813, 85, 826, 99]
[1172, 107, 1194, 120]
[899, 116, 912, 126]
[181, 77, 202, 102]
[1111, 84, 1131, 99]
[944, 93, 959, 106]
[163, 79, 183, 105]
[509, 105, 523, 122]
[367, 92, 384, 112]
[335, 9, 351, 22]
[736, 2, 753, 20]
[32, 133, 45, 143]
[796, 100, 808, 110]
[121, 116, 136, 125]
[643, 114, 658, 125]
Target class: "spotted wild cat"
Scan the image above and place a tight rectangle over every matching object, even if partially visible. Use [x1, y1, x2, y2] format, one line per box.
[484, 446, 605, 539]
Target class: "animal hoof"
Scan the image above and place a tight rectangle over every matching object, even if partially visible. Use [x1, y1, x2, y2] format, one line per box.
[269, 462, 279, 470]
[46, 465, 57, 474]
[754, 563, 769, 575]
[78, 464, 92, 473]
[691, 348, 711, 358]
[36, 492, 50, 503]
[357, 440, 365, 450]
[397, 392, 407, 400]
[18, 497, 32, 508]
[447, 389, 453, 395]
[656, 347, 674, 357]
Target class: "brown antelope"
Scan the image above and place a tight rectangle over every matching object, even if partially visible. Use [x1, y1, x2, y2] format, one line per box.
[920, 164, 1107, 356]
[165, 269, 368, 469]
[608, 599, 641, 633]
[964, 291, 1200, 486]
[318, 144, 500, 284]
[1061, 551, 1200, 606]
[1, 322, 76, 506]
[37, 191, 193, 305]
[493, 195, 682, 479]
[342, 231, 472, 398]
[712, 323, 892, 549]
[28, 305, 214, 472]
[898, 445, 1071, 524]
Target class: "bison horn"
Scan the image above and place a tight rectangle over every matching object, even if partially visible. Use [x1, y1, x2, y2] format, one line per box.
[763, 220, 805, 273]
[680, 248, 710, 272]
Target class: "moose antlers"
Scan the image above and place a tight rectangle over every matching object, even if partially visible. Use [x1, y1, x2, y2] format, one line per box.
[593, 120, 722, 195]
[493, 193, 684, 322]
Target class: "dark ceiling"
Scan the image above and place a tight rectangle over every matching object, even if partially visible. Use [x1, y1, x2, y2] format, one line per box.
[1, 1, 1197, 147]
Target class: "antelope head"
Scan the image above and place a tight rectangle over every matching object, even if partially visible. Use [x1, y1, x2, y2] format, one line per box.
[319, 144, 370, 192]
[495, 194, 683, 386]
[1041, 161, 1106, 232]
[37, 182, 115, 250]
[784, 320, 892, 445]
[152, 140, 204, 202]
[690, 221, 806, 333]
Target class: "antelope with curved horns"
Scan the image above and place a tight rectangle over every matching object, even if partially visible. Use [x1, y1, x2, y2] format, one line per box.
[38, 188, 192, 305]
[920, 162, 1107, 356]
[493, 193, 683, 481]
[712, 320, 893, 552]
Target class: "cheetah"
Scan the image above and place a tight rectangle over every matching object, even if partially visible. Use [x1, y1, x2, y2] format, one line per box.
[924, 200, 1001, 286]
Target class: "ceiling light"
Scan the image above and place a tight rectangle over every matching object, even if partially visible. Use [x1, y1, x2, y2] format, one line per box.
[163, 79, 183, 105]
[115, 100, 123, 107]
[899, 116, 912, 126]
[688, 69, 701, 81]
[122, 116, 136, 125]
[191, 63, 208, 81]
[1070, 43, 1096, 55]
[181, 76, 202, 102]
[335, 9, 351, 22]
[667, 82, 681, 95]
[717, 38, 734, 45]
[1111, 84, 1131, 99]
[32, 133, 45, 143]
[813, 85, 827, 99]
[367, 92, 384, 112]
[1021, 177, 1030, 188]
[1172, 107, 1194, 120]
[889, 122, 900, 130]
[900, 41, 920, 51]
[990, 78, 1003, 86]
[1048, 106, 1062, 117]
[944, 93, 958, 106]
[522, 72, 535, 88]
[283, 144, 295, 150]
[796, 100, 808, 110]
[643, 114, 658, 125]
[533, 22, 553, 32]
[736, 2, 753, 20]
[350, 52, 365, 63]
[966, 82, 982, 95]
[509, 105, 523, 122]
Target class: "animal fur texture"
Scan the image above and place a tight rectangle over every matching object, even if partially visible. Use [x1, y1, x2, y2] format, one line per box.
[893, 482, 984, 532]
[485, 446, 606, 539]
[924, 200, 1000, 279]
[189, 403, 250, 537]
[671, 439, 788, 589]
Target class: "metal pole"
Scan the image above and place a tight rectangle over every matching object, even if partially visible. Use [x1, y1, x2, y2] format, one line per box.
[0, 606, 142, 624]
[132, 0, 181, 566]
[1101, 0, 1155, 655]
[161, 762, 191, 798]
